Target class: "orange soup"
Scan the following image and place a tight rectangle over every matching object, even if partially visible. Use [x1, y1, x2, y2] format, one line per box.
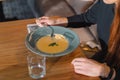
[36, 34, 69, 54]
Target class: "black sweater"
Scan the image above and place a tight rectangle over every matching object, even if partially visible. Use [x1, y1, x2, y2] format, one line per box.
[67, 0, 115, 45]
[67, 0, 120, 79]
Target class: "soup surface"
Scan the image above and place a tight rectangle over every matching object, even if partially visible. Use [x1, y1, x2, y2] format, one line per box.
[36, 34, 69, 54]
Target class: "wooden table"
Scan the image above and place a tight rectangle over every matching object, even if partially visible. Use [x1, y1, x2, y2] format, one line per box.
[0, 19, 100, 80]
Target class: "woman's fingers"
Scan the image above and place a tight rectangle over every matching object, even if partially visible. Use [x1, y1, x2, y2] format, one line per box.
[36, 16, 50, 27]
[74, 68, 89, 75]
[71, 57, 88, 64]
[36, 19, 43, 27]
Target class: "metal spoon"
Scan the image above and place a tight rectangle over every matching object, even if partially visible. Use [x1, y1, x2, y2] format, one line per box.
[48, 25, 55, 38]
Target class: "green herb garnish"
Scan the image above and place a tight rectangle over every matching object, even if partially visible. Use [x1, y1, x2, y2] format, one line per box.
[48, 42, 58, 47]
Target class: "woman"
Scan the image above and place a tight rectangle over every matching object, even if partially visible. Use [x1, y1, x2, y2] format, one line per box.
[36, 0, 120, 79]
[71, 2, 120, 79]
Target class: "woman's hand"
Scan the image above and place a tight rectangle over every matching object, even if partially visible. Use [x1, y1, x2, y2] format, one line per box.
[36, 16, 68, 27]
[71, 58, 110, 77]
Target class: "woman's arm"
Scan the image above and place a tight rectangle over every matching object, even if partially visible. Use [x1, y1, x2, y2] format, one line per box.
[36, 16, 68, 27]
[36, 0, 100, 27]
[67, 0, 100, 27]
[71, 58, 116, 80]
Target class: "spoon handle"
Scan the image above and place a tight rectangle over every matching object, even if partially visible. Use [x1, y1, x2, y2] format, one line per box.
[48, 25, 54, 37]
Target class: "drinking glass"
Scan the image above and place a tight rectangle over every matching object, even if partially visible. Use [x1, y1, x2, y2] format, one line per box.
[27, 54, 46, 79]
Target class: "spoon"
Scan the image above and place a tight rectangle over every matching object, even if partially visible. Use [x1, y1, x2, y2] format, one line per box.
[48, 25, 55, 38]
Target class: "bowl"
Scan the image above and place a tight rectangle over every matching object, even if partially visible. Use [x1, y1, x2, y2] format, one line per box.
[25, 26, 80, 57]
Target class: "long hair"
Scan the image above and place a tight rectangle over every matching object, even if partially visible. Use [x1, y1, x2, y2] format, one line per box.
[105, 0, 120, 69]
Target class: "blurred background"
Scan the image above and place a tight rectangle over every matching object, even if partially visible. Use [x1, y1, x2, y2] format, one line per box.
[0, 0, 42, 22]
[0, 0, 93, 22]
